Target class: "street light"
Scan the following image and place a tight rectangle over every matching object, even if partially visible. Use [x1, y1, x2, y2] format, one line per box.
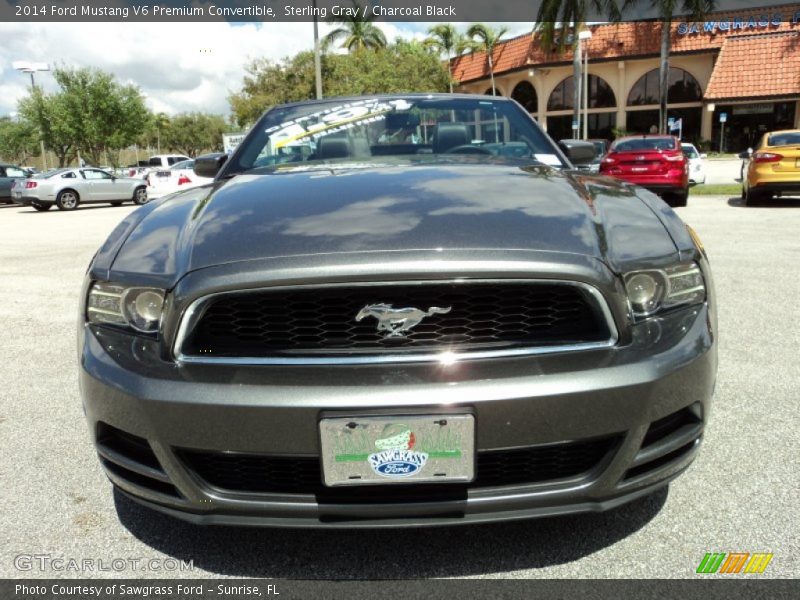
[13, 60, 50, 171]
[312, 0, 322, 99]
[578, 29, 592, 140]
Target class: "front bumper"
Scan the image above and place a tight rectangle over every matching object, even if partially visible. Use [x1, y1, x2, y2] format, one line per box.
[79, 298, 717, 528]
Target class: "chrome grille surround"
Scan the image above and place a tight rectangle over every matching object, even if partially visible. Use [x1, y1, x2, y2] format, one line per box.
[172, 279, 619, 365]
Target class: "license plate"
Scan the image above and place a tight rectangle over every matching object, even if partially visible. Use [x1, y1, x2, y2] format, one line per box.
[631, 166, 648, 172]
[156, 171, 170, 177]
[319, 414, 475, 486]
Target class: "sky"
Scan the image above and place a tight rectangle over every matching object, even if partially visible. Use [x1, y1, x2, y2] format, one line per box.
[0, 21, 531, 119]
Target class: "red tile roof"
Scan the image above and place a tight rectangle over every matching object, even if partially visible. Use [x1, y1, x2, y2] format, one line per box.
[705, 32, 800, 100]
[451, 4, 800, 85]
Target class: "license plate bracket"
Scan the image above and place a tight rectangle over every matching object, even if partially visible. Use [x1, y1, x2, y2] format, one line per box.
[319, 414, 475, 487]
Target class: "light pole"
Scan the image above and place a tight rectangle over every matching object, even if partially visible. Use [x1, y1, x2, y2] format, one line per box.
[578, 29, 592, 140]
[312, 0, 322, 99]
[13, 61, 50, 171]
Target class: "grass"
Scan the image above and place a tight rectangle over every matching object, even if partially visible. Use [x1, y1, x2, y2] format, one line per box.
[691, 184, 741, 195]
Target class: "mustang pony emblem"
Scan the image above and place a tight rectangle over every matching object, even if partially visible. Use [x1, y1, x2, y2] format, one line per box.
[355, 303, 452, 338]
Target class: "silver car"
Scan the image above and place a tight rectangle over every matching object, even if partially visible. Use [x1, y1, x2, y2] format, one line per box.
[13, 167, 148, 211]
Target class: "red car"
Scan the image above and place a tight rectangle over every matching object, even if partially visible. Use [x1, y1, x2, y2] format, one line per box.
[599, 135, 690, 207]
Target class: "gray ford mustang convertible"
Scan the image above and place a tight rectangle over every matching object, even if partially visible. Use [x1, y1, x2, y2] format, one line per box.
[79, 94, 717, 527]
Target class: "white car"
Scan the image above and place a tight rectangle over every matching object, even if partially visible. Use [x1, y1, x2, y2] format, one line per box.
[12, 167, 147, 211]
[681, 143, 707, 184]
[146, 159, 214, 199]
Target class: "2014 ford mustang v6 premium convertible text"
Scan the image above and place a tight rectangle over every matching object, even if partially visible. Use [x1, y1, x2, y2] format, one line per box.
[78, 94, 717, 527]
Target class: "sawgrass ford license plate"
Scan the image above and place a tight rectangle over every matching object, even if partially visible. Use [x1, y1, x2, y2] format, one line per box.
[319, 414, 475, 486]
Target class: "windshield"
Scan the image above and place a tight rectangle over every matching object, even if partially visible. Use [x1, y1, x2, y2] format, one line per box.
[612, 137, 678, 152]
[228, 96, 565, 175]
[681, 145, 700, 159]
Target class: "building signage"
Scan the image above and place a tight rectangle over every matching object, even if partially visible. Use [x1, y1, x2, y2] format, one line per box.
[677, 11, 800, 35]
[732, 104, 774, 115]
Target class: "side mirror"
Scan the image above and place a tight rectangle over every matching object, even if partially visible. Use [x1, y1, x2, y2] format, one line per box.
[194, 153, 228, 179]
[738, 149, 753, 159]
[700, 153, 708, 159]
[557, 140, 596, 165]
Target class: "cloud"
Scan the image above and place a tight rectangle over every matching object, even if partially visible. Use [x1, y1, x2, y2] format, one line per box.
[0, 21, 528, 118]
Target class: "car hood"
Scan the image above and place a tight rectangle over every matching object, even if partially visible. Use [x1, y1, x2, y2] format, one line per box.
[105, 161, 680, 286]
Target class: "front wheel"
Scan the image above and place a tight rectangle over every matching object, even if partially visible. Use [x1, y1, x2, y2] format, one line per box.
[110, 201, 123, 207]
[133, 187, 148, 205]
[56, 190, 79, 211]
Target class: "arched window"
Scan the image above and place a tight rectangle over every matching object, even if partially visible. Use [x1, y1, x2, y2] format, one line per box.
[627, 67, 702, 106]
[511, 81, 538, 113]
[547, 74, 616, 111]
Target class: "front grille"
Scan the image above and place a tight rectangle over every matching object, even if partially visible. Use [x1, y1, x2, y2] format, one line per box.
[177, 435, 619, 496]
[180, 281, 612, 359]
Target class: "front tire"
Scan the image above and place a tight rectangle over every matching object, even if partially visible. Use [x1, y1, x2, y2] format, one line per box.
[133, 187, 148, 205]
[56, 190, 79, 211]
[110, 201, 123, 207]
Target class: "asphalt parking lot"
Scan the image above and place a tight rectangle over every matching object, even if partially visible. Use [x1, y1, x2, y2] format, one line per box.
[0, 194, 798, 579]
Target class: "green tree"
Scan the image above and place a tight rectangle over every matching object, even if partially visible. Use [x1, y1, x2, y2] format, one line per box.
[228, 44, 449, 127]
[161, 112, 228, 157]
[324, 1, 387, 52]
[229, 52, 319, 127]
[423, 24, 474, 93]
[21, 67, 149, 166]
[465, 24, 508, 96]
[0, 117, 40, 165]
[324, 42, 450, 97]
[535, 1, 621, 136]
[18, 89, 78, 167]
[623, 0, 715, 133]
[138, 112, 171, 155]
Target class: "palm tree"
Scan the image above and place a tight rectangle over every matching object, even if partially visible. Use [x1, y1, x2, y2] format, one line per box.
[423, 24, 472, 93]
[624, 0, 716, 133]
[323, 1, 387, 53]
[536, 1, 621, 137]
[466, 24, 508, 96]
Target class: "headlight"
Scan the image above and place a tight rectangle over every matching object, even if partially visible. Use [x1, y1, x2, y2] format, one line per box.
[86, 282, 165, 333]
[624, 263, 705, 319]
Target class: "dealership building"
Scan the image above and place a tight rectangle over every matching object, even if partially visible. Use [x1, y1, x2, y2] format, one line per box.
[452, 4, 800, 150]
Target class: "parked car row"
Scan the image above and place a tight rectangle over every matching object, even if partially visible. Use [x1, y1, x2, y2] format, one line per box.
[568, 136, 707, 207]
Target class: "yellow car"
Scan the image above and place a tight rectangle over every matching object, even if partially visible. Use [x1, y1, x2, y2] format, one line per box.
[742, 129, 800, 206]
